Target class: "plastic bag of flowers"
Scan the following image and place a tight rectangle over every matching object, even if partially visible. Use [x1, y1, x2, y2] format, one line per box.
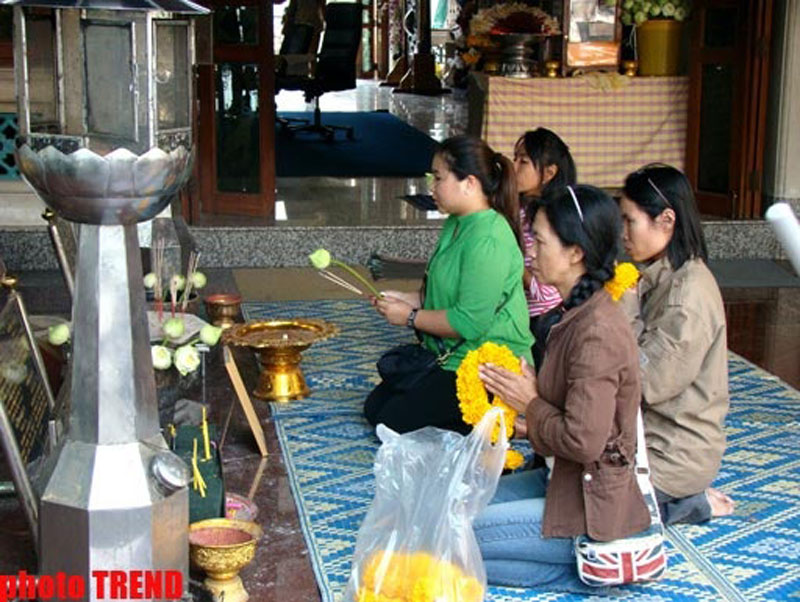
[344, 408, 507, 602]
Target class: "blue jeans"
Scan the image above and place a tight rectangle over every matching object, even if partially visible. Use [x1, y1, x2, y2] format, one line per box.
[472, 468, 600, 593]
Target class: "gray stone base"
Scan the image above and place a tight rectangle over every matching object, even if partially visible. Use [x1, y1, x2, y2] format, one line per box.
[0, 220, 787, 272]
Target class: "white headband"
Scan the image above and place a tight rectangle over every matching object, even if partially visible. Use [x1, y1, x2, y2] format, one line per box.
[567, 185, 584, 222]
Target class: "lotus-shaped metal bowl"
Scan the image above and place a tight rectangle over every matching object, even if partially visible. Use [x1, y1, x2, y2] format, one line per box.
[189, 518, 262, 581]
[15, 137, 194, 225]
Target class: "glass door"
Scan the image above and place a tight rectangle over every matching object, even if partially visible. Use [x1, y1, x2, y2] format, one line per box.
[195, 0, 276, 219]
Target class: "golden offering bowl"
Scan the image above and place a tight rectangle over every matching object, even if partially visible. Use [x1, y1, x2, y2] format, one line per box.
[222, 318, 339, 402]
[205, 293, 243, 329]
[189, 518, 263, 602]
[623, 60, 638, 77]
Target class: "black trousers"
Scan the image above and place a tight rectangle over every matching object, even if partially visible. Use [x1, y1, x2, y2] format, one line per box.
[364, 366, 471, 435]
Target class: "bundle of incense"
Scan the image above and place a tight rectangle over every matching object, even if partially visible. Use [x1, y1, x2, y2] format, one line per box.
[169, 276, 179, 318]
[153, 239, 165, 321]
[318, 269, 364, 296]
[201, 406, 211, 461]
[181, 251, 201, 313]
[192, 439, 207, 498]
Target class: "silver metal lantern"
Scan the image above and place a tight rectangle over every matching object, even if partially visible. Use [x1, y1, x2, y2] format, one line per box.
[5, 0, 207, 598]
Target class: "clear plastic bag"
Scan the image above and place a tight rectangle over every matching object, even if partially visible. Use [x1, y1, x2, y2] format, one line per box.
[344, 408, 508, 602]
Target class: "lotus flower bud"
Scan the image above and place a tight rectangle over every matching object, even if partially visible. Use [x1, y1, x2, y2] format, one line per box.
[199, 324, 223, 346]
[48, 323, 70, 346]
[170, 274, 186, 291]
[163, 317, 186, 340]
[151, 345, 172, 370]
[190, 271, 207, 289]
[309, 248, 331, 270]
[143, 272, 158, 289]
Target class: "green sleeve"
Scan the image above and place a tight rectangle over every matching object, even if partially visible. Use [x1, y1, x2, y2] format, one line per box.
[446, 236, 511, 340]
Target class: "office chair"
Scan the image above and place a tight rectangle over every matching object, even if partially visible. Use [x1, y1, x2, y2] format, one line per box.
[276, 22, 317, 129]
[276, 22, 316, 78]
[276, 3, 362, 141]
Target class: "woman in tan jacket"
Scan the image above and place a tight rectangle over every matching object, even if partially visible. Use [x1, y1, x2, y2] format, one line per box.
[619, 164, 734, 523]
[473, 185, 650, 590]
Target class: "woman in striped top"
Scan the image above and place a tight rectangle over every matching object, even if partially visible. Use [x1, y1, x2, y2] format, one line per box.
[513, 128, 577, 370]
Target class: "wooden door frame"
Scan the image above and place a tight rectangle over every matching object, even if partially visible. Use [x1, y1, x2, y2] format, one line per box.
[192, 0, 276, 221]
[684, 0, 773, 219]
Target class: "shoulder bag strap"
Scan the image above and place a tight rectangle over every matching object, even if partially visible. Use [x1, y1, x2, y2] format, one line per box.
[635, 407, 664, 526]
[428, 291, 512, 364]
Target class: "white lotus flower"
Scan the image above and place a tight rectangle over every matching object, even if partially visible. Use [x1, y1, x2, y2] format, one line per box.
[151, 345, 172, 370]
[174, 345, 201, 375]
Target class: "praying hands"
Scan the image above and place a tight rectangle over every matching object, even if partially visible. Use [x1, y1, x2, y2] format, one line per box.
[478, 357, 538, 415]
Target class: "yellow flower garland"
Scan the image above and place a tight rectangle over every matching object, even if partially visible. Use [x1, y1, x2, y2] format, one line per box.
[455, 342, 523, 470]
[604, 262, 640, 301]
[357, 550, 483, 602]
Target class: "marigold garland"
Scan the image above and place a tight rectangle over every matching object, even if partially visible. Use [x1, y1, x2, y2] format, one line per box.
[604, 262, 640, 301]
[456, 342, 522, 470]
[356, 550, 483, 602]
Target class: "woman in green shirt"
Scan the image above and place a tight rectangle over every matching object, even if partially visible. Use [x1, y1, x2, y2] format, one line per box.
[365, 135, 533, 434]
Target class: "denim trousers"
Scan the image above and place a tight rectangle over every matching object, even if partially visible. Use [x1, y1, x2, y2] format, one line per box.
[655, 487, 713, 524]
[472, 468, 600, 593]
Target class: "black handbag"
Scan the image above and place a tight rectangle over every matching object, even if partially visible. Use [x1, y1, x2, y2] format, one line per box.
[376, 338, 464, 392]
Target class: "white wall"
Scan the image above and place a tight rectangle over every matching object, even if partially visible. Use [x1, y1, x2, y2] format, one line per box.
[764, 0, 800, 211]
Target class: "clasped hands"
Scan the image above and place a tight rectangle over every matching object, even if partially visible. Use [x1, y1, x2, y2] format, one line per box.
[479, 356, 538, 416]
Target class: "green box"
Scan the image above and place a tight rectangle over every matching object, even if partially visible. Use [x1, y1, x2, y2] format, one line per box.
[172, 424, 225, 523]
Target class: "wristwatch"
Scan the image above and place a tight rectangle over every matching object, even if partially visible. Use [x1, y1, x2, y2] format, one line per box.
[406, 308, 419, 329]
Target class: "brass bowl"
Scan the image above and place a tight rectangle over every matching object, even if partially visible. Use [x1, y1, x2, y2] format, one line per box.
[204, 293, 243, 329]
[189, 518, 263, 602]
[222, 319, 339, 402]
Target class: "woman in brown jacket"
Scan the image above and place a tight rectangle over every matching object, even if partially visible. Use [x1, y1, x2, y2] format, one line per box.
[619, 164, 733, 524]
[472, 185, 650, 590]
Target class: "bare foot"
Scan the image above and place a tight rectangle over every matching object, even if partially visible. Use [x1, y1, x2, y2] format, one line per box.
[513, 415, 528, 439]
[706, 487, 735, 517]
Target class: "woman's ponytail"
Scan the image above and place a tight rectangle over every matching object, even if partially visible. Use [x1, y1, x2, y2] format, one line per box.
[491, 153, 522, 247]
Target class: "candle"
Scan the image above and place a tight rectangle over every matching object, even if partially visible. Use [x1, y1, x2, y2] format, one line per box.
[766, 202, 800, 277]
[202, 407, 211, 461]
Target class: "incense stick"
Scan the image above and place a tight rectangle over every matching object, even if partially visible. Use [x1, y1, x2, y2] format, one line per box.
[153, 238, 165, 321]
[181, 251, 200, 313]
[318, 270, 364, 296]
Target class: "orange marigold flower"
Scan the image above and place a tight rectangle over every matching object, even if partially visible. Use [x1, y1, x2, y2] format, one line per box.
[456, 342, 524, 469]
[604, 262, 640, 301]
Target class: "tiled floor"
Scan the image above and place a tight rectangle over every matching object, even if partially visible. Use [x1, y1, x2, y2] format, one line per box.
[193, 81, 468, 229]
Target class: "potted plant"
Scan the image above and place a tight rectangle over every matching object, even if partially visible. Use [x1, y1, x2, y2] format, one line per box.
[621, 0, 691, 76]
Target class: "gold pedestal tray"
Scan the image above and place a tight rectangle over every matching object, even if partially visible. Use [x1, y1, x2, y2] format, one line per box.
[223, 318, 339, 402]
[189, 518, 263, 602]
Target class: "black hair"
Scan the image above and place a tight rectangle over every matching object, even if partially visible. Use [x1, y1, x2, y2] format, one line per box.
[516, 128, 577, 211]
[533, 185, 622, 345]
[437, 135, 521, 246]
[623, 164, 708, 270]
